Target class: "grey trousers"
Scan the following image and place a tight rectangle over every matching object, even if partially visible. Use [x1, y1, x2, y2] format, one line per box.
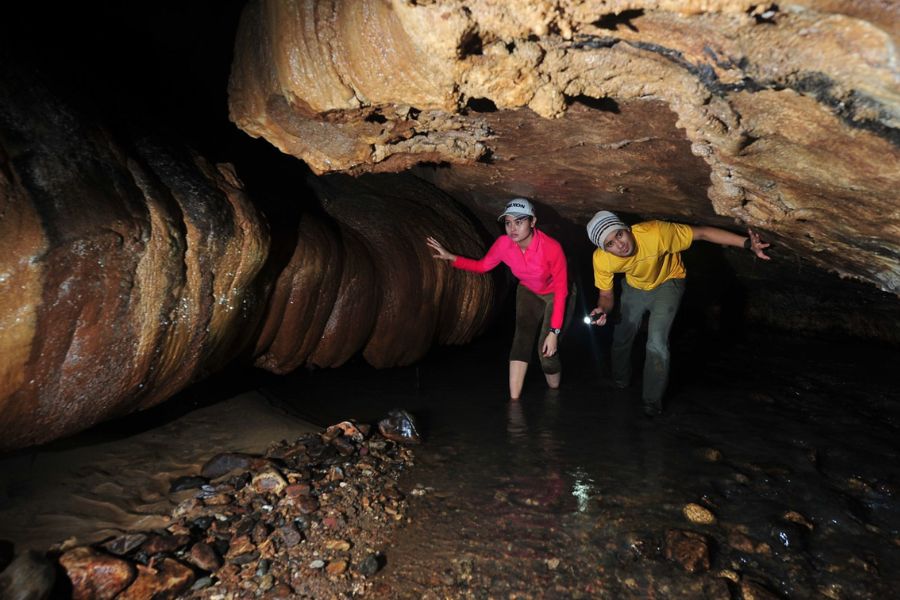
[611, 278, 685, 404]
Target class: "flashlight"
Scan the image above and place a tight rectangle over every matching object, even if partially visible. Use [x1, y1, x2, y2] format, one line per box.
[584, 312, 605, 325]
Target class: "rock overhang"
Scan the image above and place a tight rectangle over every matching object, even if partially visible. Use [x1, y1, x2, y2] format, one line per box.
[228, 0, 900, 294]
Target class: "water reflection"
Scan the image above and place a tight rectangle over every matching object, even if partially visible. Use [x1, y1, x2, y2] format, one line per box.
[569, 466, 596, 513]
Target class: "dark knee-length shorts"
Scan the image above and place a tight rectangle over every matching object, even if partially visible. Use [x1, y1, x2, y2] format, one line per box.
[509, 284, 561, 374]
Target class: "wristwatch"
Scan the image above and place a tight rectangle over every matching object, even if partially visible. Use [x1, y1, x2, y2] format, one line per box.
[548, 328, 561, 335]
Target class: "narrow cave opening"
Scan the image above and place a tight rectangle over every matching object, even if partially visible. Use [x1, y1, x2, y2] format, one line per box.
[1, 3, 898, 599]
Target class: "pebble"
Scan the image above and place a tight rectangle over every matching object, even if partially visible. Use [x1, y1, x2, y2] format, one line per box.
[191, 576, 214, 591]
[200, 452, 254, 479]
[664, 529, 711, 573]
[169, 475, 208, 493]
[357, 553, 382, 577]
[101, 533, 147, 556]
[683, 503, 717, 525]
[277, 525, 303, 548]
[259, 573, 274, 591]
[326, 559, 348, 575]
[325, 539, 351, 551]
[252, 468, 288, 495]
[59, 546, 134, 600]
[782, 510, 814, 530]
[189, 542, 223, 572]
[309, 559, 326, 569]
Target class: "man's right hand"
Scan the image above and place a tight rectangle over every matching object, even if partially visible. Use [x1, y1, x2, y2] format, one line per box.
[589, 308, 608, 326]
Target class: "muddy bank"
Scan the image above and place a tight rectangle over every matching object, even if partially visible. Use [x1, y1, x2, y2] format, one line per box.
[0, 393, 317, 554]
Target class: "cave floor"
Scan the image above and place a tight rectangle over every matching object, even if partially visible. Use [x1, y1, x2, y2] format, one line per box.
[1, 323, 898, 599]
[267, 324, 900, 599]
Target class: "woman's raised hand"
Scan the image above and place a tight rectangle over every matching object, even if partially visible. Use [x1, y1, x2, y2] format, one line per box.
[426, 236, 457, 262]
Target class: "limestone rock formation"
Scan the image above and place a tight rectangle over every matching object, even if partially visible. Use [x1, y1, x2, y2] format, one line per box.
[229, 0, 900, 293]
[0, 67, 493, 450]
[251, 173, 494, 372]
[0, 66, 271, 449]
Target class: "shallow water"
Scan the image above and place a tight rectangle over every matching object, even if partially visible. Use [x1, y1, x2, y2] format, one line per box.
[265, 324, 900, 599]
[1, 319, 897, 599]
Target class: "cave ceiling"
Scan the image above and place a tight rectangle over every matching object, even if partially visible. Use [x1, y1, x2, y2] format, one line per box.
[229, 0, 900, 294]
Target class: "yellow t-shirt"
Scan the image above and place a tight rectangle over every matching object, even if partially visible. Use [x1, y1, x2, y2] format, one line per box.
[593, 221, 693, 291]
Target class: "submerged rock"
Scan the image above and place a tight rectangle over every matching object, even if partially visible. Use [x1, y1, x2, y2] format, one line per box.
[664, 529, 711, 574]
[378, 409, 422, 445]
[683, 503, 717, 525]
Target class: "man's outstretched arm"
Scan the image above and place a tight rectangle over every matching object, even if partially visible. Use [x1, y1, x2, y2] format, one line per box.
[691, 226, 771, 260]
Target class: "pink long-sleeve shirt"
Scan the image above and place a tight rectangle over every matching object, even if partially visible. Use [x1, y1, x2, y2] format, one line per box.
[453, 229, 568, 329]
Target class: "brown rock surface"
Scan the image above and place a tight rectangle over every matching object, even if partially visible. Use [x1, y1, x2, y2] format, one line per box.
[665, 528, 712, 573]
[58, 547, 135, 600]
[117, 557, 194, 600]
[0, 65, 271, 450]
[229, 0, 900, 293]
[0, 66, 495, 449]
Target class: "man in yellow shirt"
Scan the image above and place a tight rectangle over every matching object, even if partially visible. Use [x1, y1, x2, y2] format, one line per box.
[586, 211, 770, 416]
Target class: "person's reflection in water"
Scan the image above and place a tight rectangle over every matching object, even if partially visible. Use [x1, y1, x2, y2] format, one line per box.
[506, 399, 528, 439]
[503, 396, 566, 511]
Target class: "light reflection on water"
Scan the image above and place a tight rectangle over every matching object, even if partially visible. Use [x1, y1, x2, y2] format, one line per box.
[569, 466, 596, 513]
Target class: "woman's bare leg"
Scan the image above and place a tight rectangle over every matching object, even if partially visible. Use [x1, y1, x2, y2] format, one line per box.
[509, 360, 529, 399]
[545, 371, 561, 389]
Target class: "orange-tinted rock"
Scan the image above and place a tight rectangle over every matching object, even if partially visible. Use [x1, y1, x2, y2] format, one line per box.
[188, 542, 222, 572]
[665, 529, 711, 574]
[117, 557, 194, 600]
[59, 547, 135, 600]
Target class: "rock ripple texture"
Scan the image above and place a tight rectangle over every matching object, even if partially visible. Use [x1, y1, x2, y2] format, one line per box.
[0, 66, 494, 450]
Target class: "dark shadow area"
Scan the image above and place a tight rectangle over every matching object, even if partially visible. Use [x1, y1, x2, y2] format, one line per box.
[466, 97, 499, 113]
[593, 9, 644, 32]
[566, 94, 621, 113]
[459, 30, 484, 57]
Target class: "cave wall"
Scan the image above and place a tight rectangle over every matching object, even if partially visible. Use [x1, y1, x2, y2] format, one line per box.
[0, 67, 494, 450]
[228, 0, 899, 294]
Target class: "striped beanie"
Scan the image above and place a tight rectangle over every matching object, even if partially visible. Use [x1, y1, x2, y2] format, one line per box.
[586, 211, 628, 247]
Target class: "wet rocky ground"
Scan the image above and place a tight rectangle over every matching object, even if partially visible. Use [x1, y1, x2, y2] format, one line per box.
[269, 325, 900, 599]
[1, 322, 898, 599]
[1, 414, 420, 599]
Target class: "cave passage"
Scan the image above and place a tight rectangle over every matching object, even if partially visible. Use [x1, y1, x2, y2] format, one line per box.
[1, 1, 899, 598]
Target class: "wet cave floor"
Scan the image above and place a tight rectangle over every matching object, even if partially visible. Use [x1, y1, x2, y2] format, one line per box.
[263, 322, 900, 599]
[1, 320, 898, 599]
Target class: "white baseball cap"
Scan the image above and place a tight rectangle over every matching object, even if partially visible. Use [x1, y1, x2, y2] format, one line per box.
[497, 198, 535, 221]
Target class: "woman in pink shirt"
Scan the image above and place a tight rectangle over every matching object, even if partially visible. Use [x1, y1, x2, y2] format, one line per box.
[427, 198, 568, 400]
